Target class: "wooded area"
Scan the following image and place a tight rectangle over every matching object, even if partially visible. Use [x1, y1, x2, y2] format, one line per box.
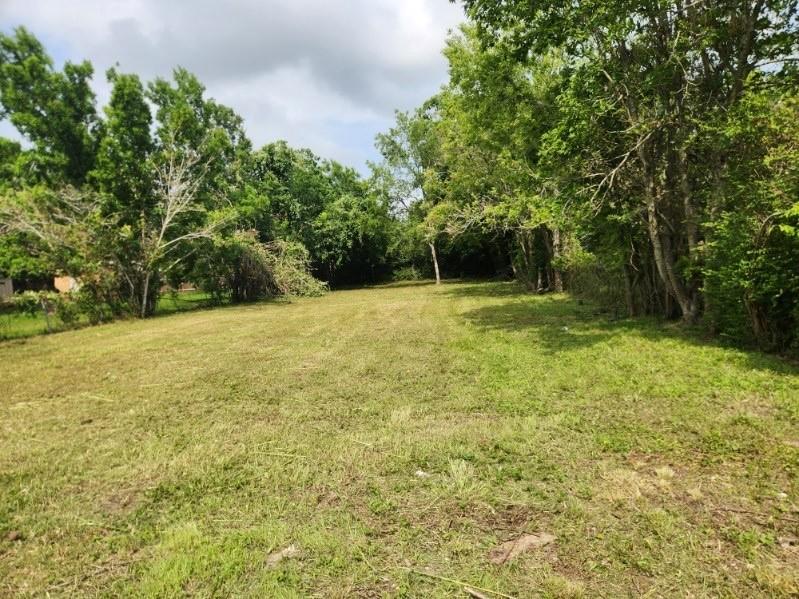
[1, 1, 798, 351]
[386, 0, 799, 352]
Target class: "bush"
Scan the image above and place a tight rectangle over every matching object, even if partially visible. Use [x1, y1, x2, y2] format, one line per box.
[562, 250, 628, 313]
[704, 211, 799, 351]
[11, 290, 82, 329]
[54, 293, 81, 326]
[392, 265, 423, 281]
[11, 290, 53, 317]
[192, 232, 277, 303]
[74, 284, 118, 324]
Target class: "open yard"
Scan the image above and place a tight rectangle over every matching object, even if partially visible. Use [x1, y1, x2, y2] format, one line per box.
[1, 281, 798, 597]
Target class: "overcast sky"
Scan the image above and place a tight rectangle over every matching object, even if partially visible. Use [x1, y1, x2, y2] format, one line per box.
[0, 0, 464, 172]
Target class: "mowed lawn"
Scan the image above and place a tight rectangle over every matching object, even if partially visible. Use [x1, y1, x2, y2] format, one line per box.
[1, 282, 798, 598]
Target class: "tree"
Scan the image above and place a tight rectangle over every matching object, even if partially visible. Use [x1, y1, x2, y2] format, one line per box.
[132, 144, 222, 317]
[420, 202, 459, 285]
[148, 68, 251, 200]
[374, 105, 446, 283]
[313, 192, 393, 284]
[92, 69, 153, 220]
[0, 186, 121, 318]
[89, 67, 250, 315]
[0, 27, 99, 185]
[436, 27, 567, 291]
[458, 0, 799, 322]
[702, 83, 799, 349]
[0, 137, 21, 185]
[242, 142, 331, 247]
[239, 141, 392, 286]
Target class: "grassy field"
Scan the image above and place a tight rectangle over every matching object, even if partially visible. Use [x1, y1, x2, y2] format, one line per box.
[1, 281, 798, 597]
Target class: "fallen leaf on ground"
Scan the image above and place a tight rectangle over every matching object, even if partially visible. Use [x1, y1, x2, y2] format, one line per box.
[488, 532, 555, 565]
[266, 544, 299, 567]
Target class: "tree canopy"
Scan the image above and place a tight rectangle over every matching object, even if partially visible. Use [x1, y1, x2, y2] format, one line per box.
[0, 27, 395, 318]
[369, 0, 799, 350]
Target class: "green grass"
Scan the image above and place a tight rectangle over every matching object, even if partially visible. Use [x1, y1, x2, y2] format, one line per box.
[152, 290, 213, 316]
[1, 281, 798, 597]
[0, 290, 211, 340]
[0, 309, 53, 340]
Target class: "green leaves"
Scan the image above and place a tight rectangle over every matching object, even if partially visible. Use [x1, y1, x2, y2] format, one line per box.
[92, 70, 153, 220]
[0, 27, 99, 185]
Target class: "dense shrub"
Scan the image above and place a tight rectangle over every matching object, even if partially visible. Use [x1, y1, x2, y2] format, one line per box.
[704, 212, 799, 351]
[700, 91, 799, 351]
[193, 232, 278, 303]
[563, 254, 625, 311]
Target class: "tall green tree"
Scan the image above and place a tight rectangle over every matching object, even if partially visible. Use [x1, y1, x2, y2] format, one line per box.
[92, 69, 153, 220]
[0, 27, 99, 185]
[437, 26, 567, 290]
[374, 104, 447, 282]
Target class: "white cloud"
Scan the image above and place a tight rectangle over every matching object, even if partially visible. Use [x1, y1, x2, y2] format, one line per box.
[0, 0, 464, 170]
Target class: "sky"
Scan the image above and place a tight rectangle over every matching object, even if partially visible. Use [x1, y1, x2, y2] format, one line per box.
[0, 0, 464, 173]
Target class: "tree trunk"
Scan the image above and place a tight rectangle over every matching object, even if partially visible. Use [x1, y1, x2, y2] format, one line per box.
[646, 195, 697, 322]
[636, 126, 700, 322]
[703, 153, 725, 333]
[623, 262, 636, 318]
[678, 147, 699, 255]
[538, 227, 553, 293]
[141, 272, 151, 318]
[40, 298, 52, 333]
[551, 228, 564, 292]
[638, 145, 699, 323]
[429, 242, 441, 285]
[516, 232, 535, 290]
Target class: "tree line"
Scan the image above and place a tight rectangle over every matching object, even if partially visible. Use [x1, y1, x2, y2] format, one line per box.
[2, 1, 799, 354]
[376, 0, 799, 351]
[0, 28, 396, 320]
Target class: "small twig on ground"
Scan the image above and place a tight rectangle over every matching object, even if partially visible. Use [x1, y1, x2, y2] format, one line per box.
[355, 546, 379, 574]
[403, 568, 517, 599]
[465, 586, 492, 599]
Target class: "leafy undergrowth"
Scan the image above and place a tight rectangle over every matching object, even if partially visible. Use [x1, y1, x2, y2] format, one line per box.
[1, 281, 798, 597]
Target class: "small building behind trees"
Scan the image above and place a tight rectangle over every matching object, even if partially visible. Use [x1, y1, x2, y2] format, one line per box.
[53, 276, 78, 293]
